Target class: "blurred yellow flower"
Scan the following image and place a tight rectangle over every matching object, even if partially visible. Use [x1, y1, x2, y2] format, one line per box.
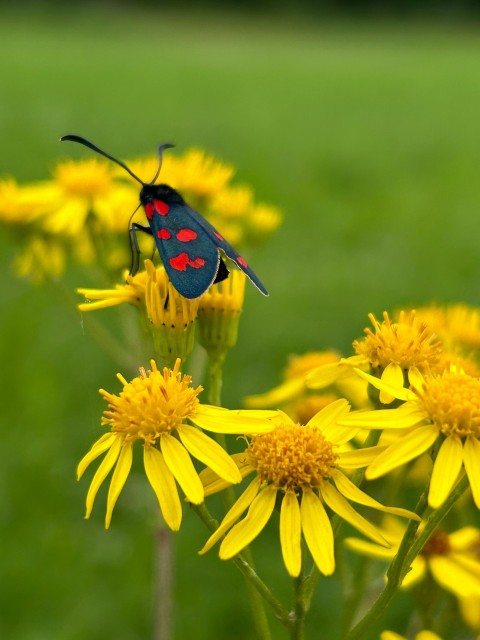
[381, 631, 442, 640]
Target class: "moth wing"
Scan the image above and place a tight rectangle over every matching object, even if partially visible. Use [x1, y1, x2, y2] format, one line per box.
[148, 199, 220, 299]
[187, 207, 269, 296]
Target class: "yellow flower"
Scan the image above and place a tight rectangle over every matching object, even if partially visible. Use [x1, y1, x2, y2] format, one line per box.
[0, 178, 47, 225]
[346, 518, 480, 599]
[43, 158, 138, 236]
[381, 631, 442, 640]
[340, 367, 480, 508]
[14, 236, 66, 283]
[245, 350, 370, 424]
[199, 401, 418, 577]
[77, 359, 276, 530]
[124, 149, 234, 201]
[416, 303, 480, 353]
[246, 351, 343, 408]
[77, 269, 148, 312]
[245, 203, 283, 245]
[197, 270, 246, 354]
[307, 311, 444, 405]
[78, 260, 200, 361]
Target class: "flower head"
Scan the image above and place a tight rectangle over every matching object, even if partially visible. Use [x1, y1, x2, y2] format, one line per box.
[416, 303, 480, 353]
[78, 359, 276, 530]
[78, 260, 199, 362]
[199, 401, 418, 577]
[347, 518, 480, 628]
[197, 270, 246, 355]
[353, 311, 443, 404]
[340, 367, 480, 509]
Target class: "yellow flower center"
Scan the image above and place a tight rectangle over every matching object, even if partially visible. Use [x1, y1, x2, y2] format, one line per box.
[100, 359, 201, 445]
[417, 370, 480, 438]
[54, 159, 113, 198]
[353, 310, 442, 372]
[247, 423, 338, 490]
[421, 530, 450, 556]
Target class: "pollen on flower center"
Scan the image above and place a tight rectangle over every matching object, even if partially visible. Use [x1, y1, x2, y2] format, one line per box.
[417, 371, 480, 438]
[353, 311, 442, 371]
[100, 359, 201, 445]
[54, 159, 113, 197]
[247, 423, 338, 490]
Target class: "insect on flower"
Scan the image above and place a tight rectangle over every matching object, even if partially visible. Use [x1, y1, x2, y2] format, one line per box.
[60, 134, 269, 299]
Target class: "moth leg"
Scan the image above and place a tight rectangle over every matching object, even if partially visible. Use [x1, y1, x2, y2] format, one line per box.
[213, 257, 230, 285]
[129, 223, 152, 276]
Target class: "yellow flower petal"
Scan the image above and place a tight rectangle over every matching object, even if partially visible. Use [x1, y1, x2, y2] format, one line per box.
[380, 632, 405, 640]
[401, 554, 426, 588]
[331, 470, 420, 521]
[192, 405, 276, 434]
[305, 362, 344, 389]
[300, 489, 335, 575]
[339, 404, 427, 430]
[280, 491, 302, 577]
[365, 425, 438, 480]
[429, 555, 480, 597]
[354, 368, 414, 402]
[144, 446, 182, 531]
[448, 526, 480, 550]
[200, 452, 254, 497]
[408, 366, 425, 390]
[463, 436, 480, 509]
[219, 484, 277, 560]
[178, 424, 241, 485]
[307, 398, 350, 431]
[344, 537, 395, 560]
[244, 378, 305, 408]
[380, 362, 404, 404]
[428, 435, 464, 508]
[337, 445, 389, 469]
[85, 436, 122, 518]
[320, 482, 389, 546]
[160, 433, 204, 504]
[105, 443, 133, 529]
[77, 433, 117, 480]
[199, 477, 262, 554]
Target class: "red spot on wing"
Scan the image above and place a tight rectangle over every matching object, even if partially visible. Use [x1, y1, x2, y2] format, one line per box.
[214, 232, 224, 241]
[154, 200, 170, 216]
[145, 203, 154, 220]
[157, 229, 171, 239]
[176, 228, 198, 242]
[169, 252, 206, 271]
[237, 256, 248, 268]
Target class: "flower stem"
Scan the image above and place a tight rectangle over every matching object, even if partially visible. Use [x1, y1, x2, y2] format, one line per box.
[194, 504, 288, 634]
[344, 473, 470, 640]
[290, 573, 307, 640]
[153, 521, 173, 640]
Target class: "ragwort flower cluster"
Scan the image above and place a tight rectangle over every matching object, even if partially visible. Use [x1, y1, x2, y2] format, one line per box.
[0, 145, 282, 282]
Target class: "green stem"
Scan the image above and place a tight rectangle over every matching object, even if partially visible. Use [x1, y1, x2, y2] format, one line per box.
[153, 521, 174, 640]
[204, 353, 273, 640]
[344, 473, 470, 640]
[290, 573, 307, 640]
[194, 504, 289, 631]
[207, 349, 226, 407]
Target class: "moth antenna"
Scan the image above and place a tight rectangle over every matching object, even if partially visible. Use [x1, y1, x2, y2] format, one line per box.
[60, 134, 145, 186]
[148, 143, 175, 185]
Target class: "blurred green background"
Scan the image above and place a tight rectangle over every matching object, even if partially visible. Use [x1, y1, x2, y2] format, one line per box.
[2, 4, 480, 639]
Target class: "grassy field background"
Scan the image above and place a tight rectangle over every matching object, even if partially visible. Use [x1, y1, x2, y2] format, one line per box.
[2, 6, 480, 639]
